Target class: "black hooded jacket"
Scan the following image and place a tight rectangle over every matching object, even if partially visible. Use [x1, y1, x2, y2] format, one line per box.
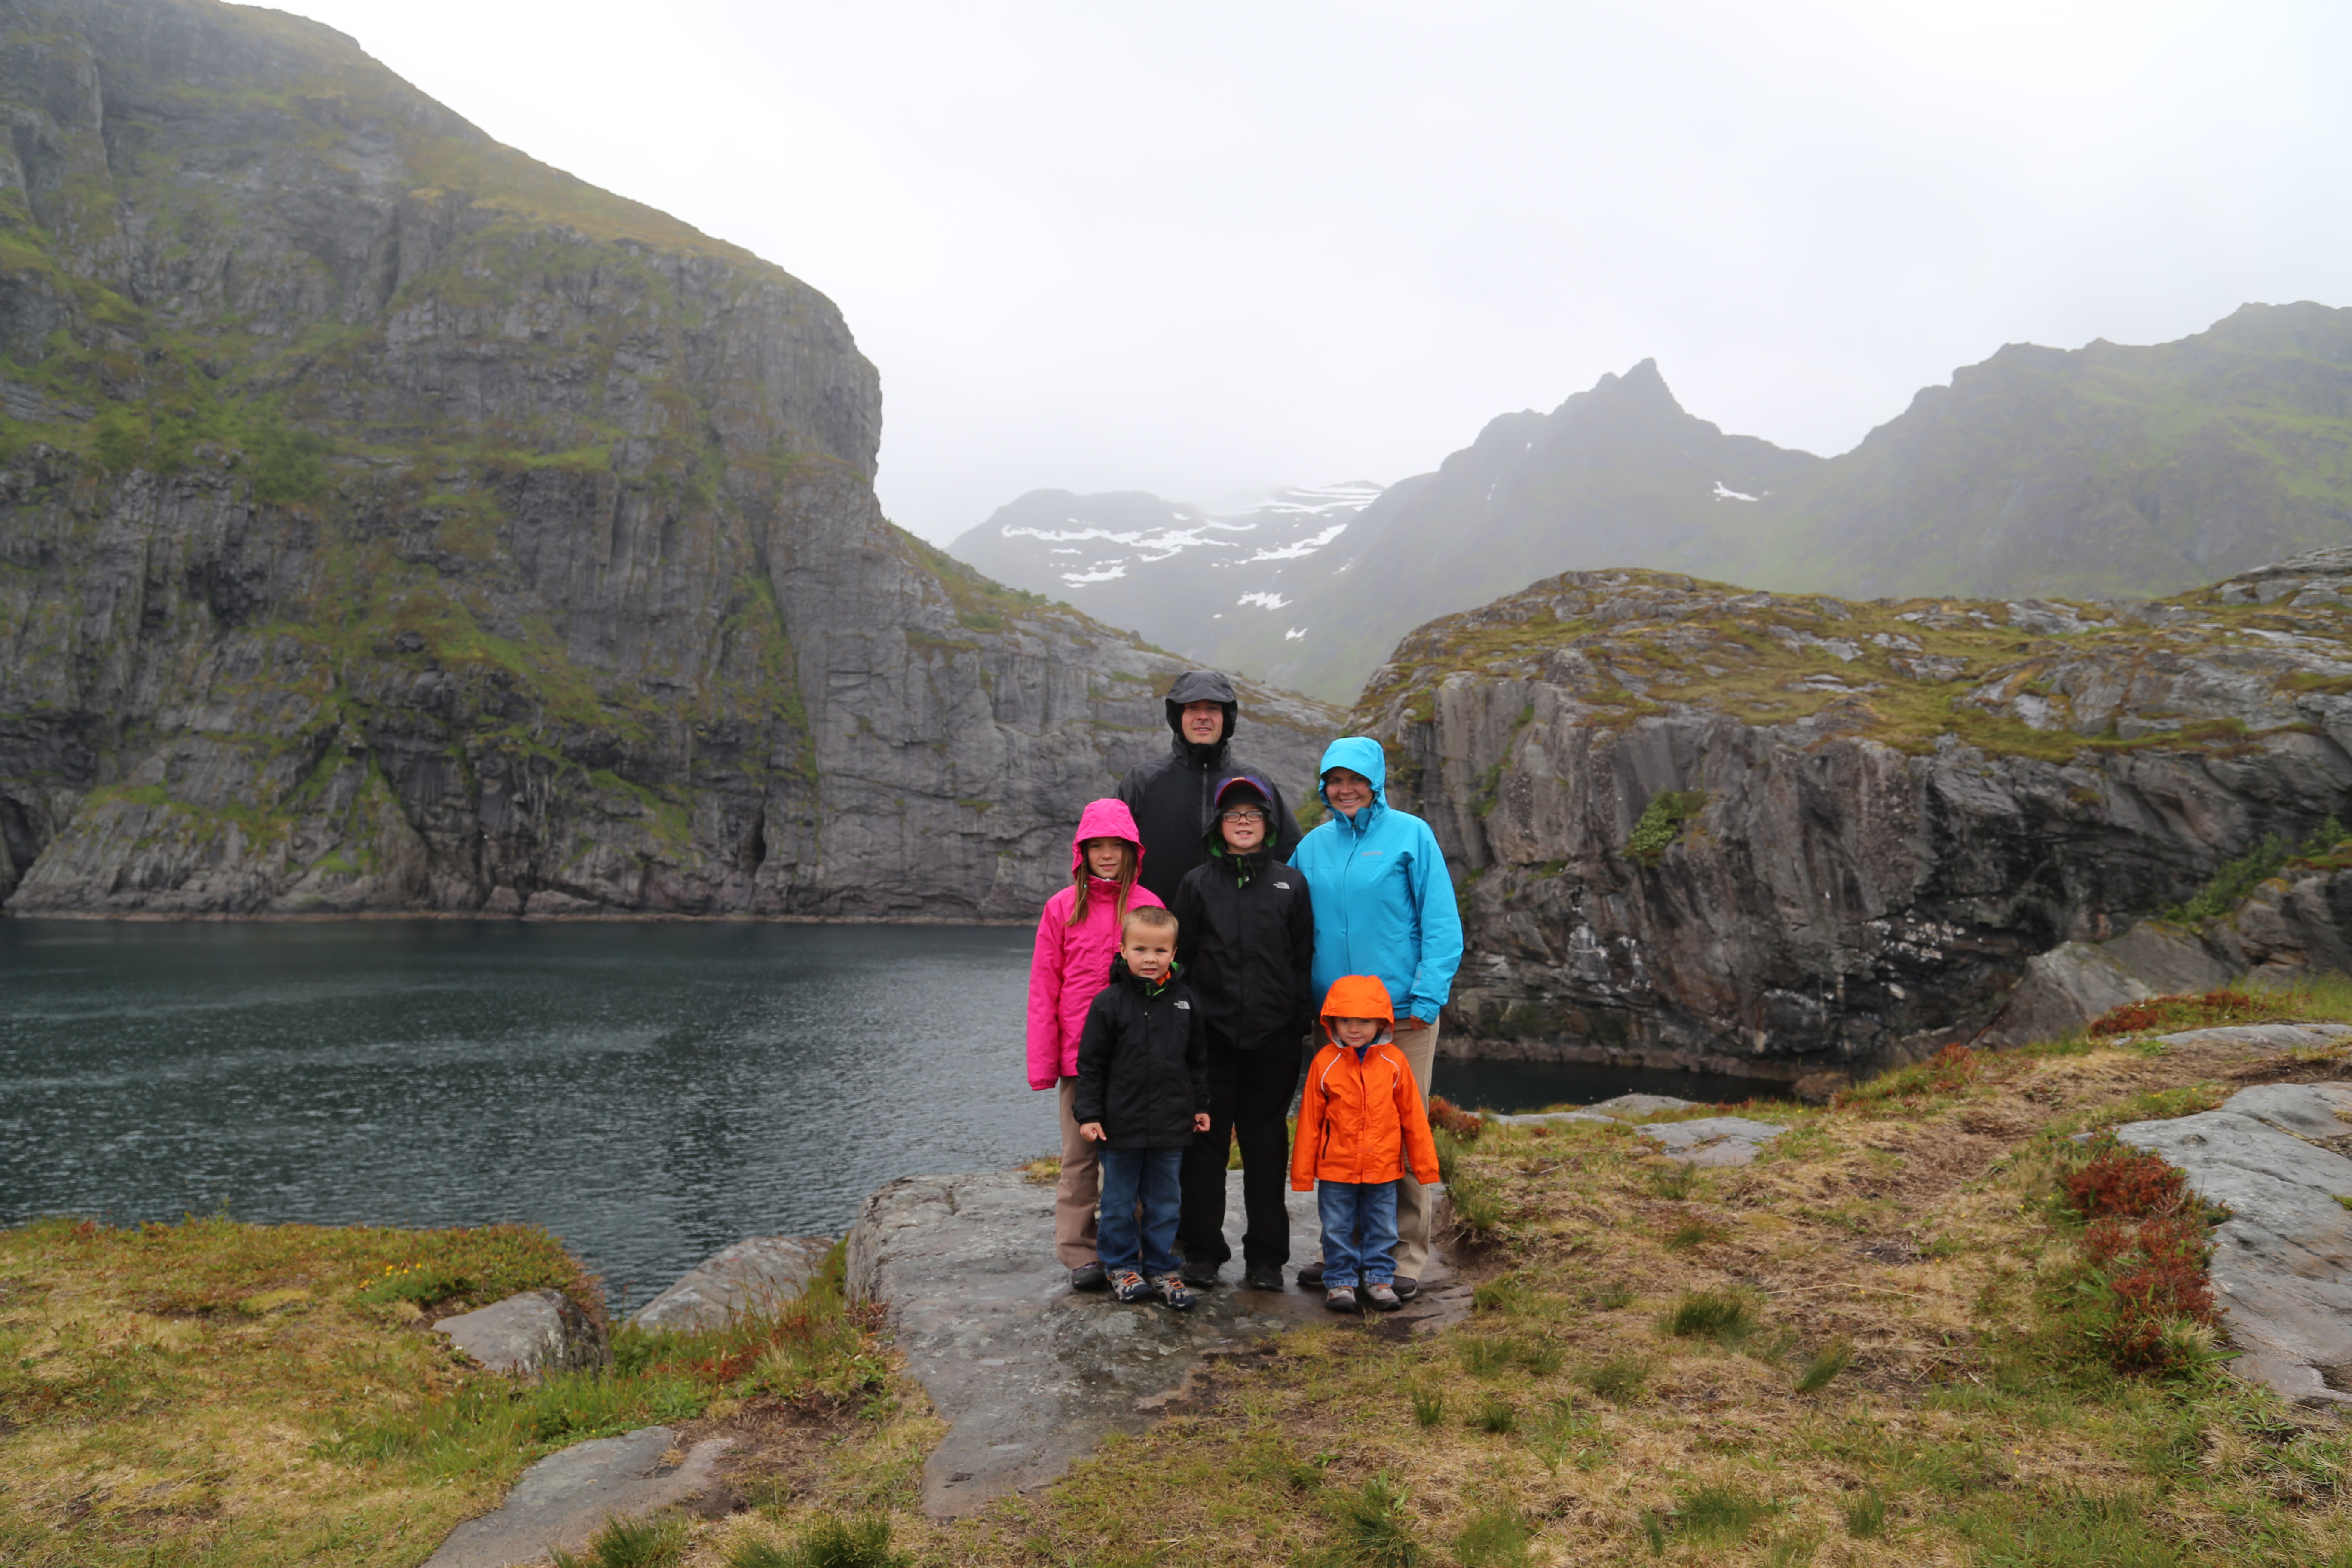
[1172, 835, 1316, 1049]
[1115, 670, 1303, 906]
[1072, 955, 1210, 1148]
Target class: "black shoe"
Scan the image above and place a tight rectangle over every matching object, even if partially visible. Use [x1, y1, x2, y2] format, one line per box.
[1179, 1262, 1221, 1289]
[1392, 1276, 1420, 1300]
[1242, 1262, 1284, 1290]
[1069, 1261, 1109, 1292]
[1295, 1260, 1324, 1287]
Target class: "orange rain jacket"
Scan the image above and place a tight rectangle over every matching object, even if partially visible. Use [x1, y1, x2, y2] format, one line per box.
[1290, 974, 1442, 1191]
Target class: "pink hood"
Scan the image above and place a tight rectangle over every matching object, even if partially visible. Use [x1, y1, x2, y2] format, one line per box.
[1027, 798, 1163, 1089]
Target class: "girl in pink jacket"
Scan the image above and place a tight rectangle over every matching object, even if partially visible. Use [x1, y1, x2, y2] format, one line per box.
[1029, 798, 1165, 1290]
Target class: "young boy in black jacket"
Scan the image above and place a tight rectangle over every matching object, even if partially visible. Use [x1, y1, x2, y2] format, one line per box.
[1170, 775, 1316, 1291]
[1073, 904, 1211, 1309]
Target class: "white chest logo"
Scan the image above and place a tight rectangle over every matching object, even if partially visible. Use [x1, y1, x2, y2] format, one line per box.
[1174, 1000, 1191, 1009]
[1274, 881, 1292, 889]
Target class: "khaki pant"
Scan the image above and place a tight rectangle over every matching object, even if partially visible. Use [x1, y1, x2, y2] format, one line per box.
[1390, 1018, 1440, 1281]
[1055, 1077, 1102, 1268]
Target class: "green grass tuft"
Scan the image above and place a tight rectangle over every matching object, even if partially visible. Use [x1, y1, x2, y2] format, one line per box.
[1661, 1289, 1758, 1346]
[1795, 1338, 1856, 1393]
[1452, 1506, 1533, 1568]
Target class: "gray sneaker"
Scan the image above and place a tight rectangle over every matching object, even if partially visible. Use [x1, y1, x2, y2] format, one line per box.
[1069, 1261, 1109, 1292]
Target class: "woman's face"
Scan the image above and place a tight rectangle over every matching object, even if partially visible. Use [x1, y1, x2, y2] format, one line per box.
[1083, 838, 1128, 880]
[1323, 768, 1374, 817]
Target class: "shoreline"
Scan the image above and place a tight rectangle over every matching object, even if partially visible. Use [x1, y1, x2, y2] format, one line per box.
[0, 909, 1033, 928]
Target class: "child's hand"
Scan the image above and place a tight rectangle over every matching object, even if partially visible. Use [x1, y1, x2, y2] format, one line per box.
[1079, 1121, 1106, 1142]
[1193, 1112, 1211, 1132]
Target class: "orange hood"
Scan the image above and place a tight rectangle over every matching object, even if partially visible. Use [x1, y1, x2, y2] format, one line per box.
[1319, 974, 1396, 1047]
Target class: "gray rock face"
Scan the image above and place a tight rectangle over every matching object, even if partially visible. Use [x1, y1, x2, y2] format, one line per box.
[1635, 1116, 1787, 1167]
[423, 1426, 732, 1568]
[0, 0, 1338, 919]
[2115, 1083, 2352, 1406]
[1357, 564, 2352, 1075]
[630, 1235, 832, 1332]
[845, 1170, 1468, 1517]
[434, 1289, 606, 1378]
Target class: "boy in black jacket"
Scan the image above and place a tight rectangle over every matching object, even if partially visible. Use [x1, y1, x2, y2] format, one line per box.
[1170, 775, 1316, 1291]
[1074, 905, 1211, 1309]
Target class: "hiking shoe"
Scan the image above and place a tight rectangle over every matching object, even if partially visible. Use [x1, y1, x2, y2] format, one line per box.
[1295, 1260, 1325, 1287]
[1111, 1268, 1152, 1303]
[1155, 1273, 1196, 1311]
[1069, 1261, 1109, 1292]
[1242, 1262, 1285, 1291]
[1392, 1276, 1420, 1301]
[1324, 1286, 1359, 1314]
[1363, 1282, 1402, 1312]
[1179, 1261, 1221, 1289]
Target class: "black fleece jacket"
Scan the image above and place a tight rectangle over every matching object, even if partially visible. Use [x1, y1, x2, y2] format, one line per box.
[1172, 843, 1316, 1047]
[1072, 956, 1210, 1148]
[1115, 669, 1303, 906]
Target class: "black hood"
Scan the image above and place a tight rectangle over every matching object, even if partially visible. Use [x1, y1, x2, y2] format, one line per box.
[1164, 669, 1239, 762]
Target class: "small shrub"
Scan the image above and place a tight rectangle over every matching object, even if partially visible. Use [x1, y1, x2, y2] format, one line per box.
[1673, 1483, 1771, 1543]
[2089, 985, 2276, 1037]
[2063, 1139, 2191, 1221]
[551, 1513, 685, 1568]
[1624, 790, 1707, 864]
[1662, 1289, 1756, 1346]
[1452, 1507, 1532, 1568]
[1469, 1393, 1518, 1433]
[1410, 1385, 1446, 1427]
[1326, 1472, 1421, 1568]
[1592, 1283, 1635, 1311]
[1664, 1219, 1717, 1251]
[1841, 1487, 1886, 1539]
[1428, 1096, 1484, 1139]
[1650, 1164, 1697, 1200]
[737, 1513, 907, 1568]
[1580, 1354, 1650, 1403]
[1794, 1339, 1856, 1394]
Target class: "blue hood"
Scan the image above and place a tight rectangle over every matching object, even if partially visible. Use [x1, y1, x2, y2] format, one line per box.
[1317, 736, 1387, 813]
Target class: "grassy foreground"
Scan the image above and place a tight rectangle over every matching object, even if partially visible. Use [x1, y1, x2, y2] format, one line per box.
[9, 983, 2352, 1566]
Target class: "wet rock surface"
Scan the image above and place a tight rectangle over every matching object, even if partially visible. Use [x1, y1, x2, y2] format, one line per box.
[1633, 1115, 1787, 1167]
[846, 1170, 1470, 1516]
[423, 1427, 733, 1568]
[630, 1235, 833, 1332]
[2116, 1081, 2352, 1406]
[434, 1289, 606, 1378]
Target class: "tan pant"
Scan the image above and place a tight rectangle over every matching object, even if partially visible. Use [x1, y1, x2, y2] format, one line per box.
[1391, 1018, 1440, 1280]
[1055, 1077, 1102, 1268]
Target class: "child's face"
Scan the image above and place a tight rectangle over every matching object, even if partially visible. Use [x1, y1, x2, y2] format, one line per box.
[1218, 802, 1268, 853]
[1122, 927, 1175, 981]
[1083, 838, 1128, 881]
[1332, 1016, 1383, 1047]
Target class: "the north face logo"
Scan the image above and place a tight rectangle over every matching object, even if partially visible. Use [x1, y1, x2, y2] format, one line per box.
[1174, 1000, 1191, 1009]
[1274, 881, 1292, 889]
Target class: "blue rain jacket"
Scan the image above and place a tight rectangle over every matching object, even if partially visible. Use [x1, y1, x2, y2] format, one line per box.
[1291, 736, 1464, 1024]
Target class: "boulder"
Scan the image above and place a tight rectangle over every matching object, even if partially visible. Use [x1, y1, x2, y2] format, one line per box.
[1635, 1116, 1788, 1167]
[845, 1169, 1469, 1518]
[1586, 1093, 1703, 1118]
[423, 1426, 733, 1568]
[2115, 1083, 2352, 1406]
[631, 1236, 834, 1332]
[433, 1290, 606, 1378]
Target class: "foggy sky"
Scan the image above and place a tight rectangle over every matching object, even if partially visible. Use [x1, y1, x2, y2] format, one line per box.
[282, 0, 2352, 544]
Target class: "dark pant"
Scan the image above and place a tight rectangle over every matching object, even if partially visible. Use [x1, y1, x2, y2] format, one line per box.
[1177, 1035, 1305, 1269]
[1097, 1145, 1183, 1277]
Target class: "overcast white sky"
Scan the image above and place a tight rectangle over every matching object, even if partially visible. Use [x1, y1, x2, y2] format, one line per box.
[282, 0, 2352, 544]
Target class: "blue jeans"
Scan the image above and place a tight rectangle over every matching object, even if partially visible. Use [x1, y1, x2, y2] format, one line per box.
[1097, 1145, 1184, 1277]
[1316, 1180, 1399, 1288]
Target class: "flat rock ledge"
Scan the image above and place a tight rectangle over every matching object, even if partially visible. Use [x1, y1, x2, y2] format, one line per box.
[2116, 1080, 2352, 1408]
[434, 1289, 606, 1378]
[1488, 1096, 1788, 1167]
[846, 1169, 1472, 1517]
[422, 1427, 733, 1568]
[630, 1235, 834, 1332]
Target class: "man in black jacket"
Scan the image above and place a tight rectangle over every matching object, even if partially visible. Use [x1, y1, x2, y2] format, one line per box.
[1118, 670, 1304, 908]
[1170, 776, 1315, 1290]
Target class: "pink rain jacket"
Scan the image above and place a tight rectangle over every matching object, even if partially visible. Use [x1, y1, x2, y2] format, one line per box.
[1027, 799, 1165, 1090]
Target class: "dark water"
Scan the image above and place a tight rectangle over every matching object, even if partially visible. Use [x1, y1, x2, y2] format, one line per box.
[0, 919, 1754, 1307]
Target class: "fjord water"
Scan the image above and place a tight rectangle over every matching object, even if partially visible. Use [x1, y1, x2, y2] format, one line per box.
[1, 919, 1758, 1307]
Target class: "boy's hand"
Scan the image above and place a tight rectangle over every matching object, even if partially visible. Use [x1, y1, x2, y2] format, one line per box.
[1193, 1112, 1211, 1132]
[1079, 1121, 1106, 1142]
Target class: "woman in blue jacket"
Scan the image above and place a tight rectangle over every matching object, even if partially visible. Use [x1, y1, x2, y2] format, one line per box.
[1290, 735, 1464, 1298]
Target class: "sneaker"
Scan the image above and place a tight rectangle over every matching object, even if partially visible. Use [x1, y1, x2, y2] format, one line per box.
[1155, 1273, 1196, 1311]
[1111, 1268, 1152, 1303]
[1363, 1281, 1402, 1312]
[1242, 1262, 1284, 1291]
[1324, 1286, 1358, 1314]
[1069, 1261, 1109, 1292]
[1392, 1276, 1420, 1301]
[1296, 1260, 1325, 1287]
[1179, 1261, 1221, 1289]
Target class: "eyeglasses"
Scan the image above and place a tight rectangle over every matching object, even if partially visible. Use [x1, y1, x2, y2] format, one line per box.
[1218, 807, 1268, 823]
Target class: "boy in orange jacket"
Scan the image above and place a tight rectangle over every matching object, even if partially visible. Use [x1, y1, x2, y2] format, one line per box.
[1290, 975, 1441, 1313]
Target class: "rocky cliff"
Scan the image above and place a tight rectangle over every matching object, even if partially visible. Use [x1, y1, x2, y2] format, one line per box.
[0, 0, 1337, 919]
[1357, 548, 2352, 1077]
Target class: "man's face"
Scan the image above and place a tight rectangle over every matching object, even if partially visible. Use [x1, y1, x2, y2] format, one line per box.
[1332, 1016, 1383, 1047]
[1180, 700, 1225, 745]
[1122, 926, 1175, 981]
[1323, 768, 1373, 816]
[1218, 802, 1268, 853]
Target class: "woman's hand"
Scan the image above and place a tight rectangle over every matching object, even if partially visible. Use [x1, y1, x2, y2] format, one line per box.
[1079, 1121, 1106, 1142]
[1193, 1112, 1212, 1132]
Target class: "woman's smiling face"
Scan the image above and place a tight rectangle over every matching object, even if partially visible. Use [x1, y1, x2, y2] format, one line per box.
[1323, 768, 1373, 816]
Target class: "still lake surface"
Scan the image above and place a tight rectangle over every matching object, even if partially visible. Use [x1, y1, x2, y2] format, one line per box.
[0, 919, 1758, 1307]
